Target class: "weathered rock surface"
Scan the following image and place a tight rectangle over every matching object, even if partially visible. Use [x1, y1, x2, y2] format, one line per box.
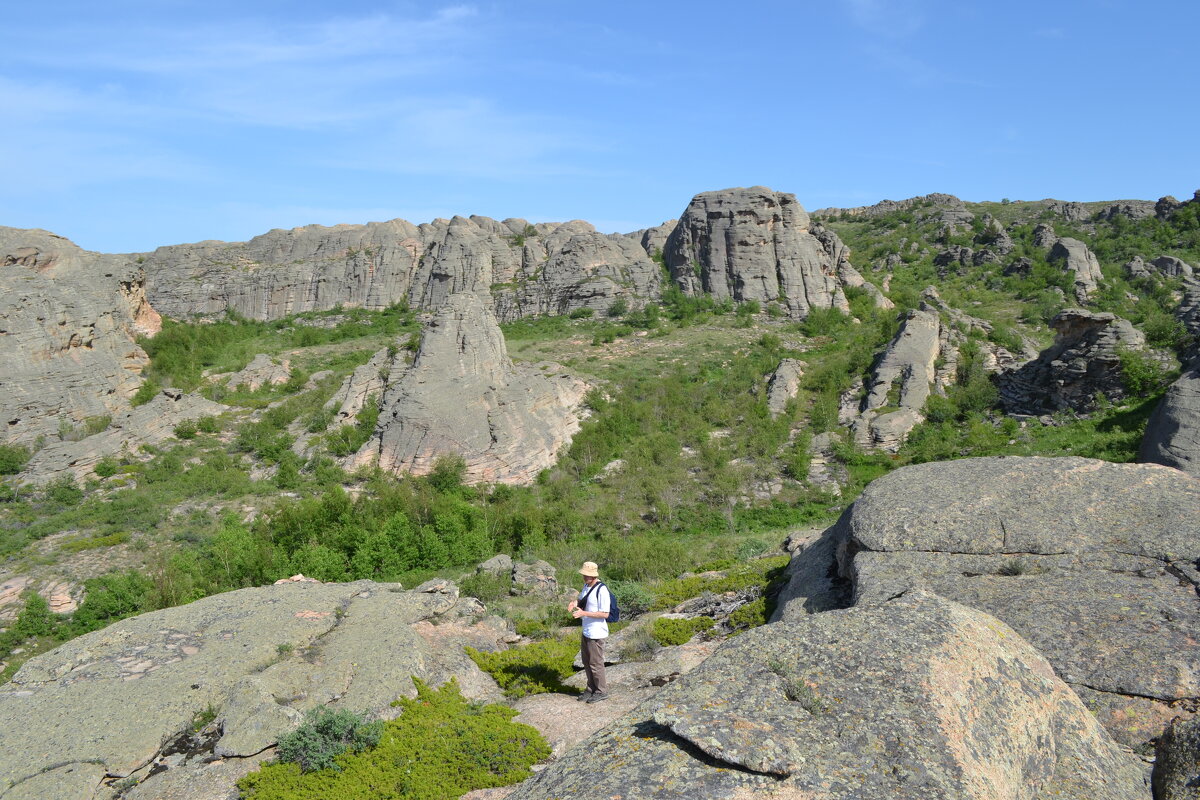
[510, 560, 558, 597]
[997, 309, 1147, 414]
[1099, 200, 1158, 221]
[1153, 717, 1200, 799]
[849, 307, 939, 451]
[19, 389, 226, 485]
[350, 292, 588, 484]
[0, 227, 160, 447]
[1178, 279, 1200, 338]
[1139, 359, 1200, 477]
[782, 456, 1200, 751]
[1049, 237, 1105, 302]
[223, 353, 290, 390]
[0, 579, 506, 800]
[1125, 255, 1153, 279]
[510, 591, 1148, 799]
[1150, 255, 1195, 279]
[812, 193, 972, 227]
[765, 358, 804, 418]
[664, 187, 849, 319]
[141, 215, 661, 324]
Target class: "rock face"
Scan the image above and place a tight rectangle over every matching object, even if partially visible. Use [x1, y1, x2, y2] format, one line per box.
[141, 215, 661, 324]
[663, 187, 850, 318]
[1048, 237, 1105, 303]
[765, 358, 805, 418]
[1139, 359, 1200, 477]
[19, 389, 226, 485]
[1150, 255, 1195, 279]
[510, 591, 1148, 799]
[223, 353, 290, 390]
[780, 456, 1200, 752]
[1154, 717, 1200, 800]
[0, 227, 160, 447]
[997, 309, 1147, 414]
[850, 306, 940, 451]
[349, 292, 588, 485]
[0, 579, 506, 800]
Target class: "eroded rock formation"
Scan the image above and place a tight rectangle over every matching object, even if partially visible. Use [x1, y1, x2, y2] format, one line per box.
[141, 216, 660, 324]
[349, 292, 588, 484]
[997, 309, 1147, 415]
[1139, 359, 1200, 477]
[1048, 237, 1105, 303]
[0, 227, 159, 447]
[663, 187, 853, 318]
[776, 456, 1200, 752]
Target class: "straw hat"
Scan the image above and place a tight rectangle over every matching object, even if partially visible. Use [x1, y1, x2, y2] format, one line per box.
[578, 561, 599, 577]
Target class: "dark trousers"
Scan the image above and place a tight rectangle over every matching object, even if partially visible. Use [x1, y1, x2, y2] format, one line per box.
[581, 635, 607, 694]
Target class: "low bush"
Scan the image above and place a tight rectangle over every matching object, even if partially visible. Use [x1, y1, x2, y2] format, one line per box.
[650, 555, 789, 610]
[238, 678, 549, 800]
[275, 706, 384, 773]
[458, 571, 511, 605]
[465, 635, 578, 698]
[650, 615, 715, 646]
[0, 444, 32, 475]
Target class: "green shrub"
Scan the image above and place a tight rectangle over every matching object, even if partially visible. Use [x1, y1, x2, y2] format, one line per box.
[196, 415, 222, 434]
[238, 678, 548, 800]
[466, 635, 578, 698]
[45, 475, 83, 505]
[1118, 347, 1178, 396]
[606, 298, 628, 318]
[0, 444, 32, 476]
[275, 706, 384, 773]
[568, 307, 595, 319]
[130, 379, 159, 407]
[650, 555, 789, 610]
[727, 597, 768, 632]
[93, 457, 120, 478]
[605, 579, 653, 618]
[174, 420, 198, 440]
[459, 571, 511, 604]
[650, 615, 715, 646]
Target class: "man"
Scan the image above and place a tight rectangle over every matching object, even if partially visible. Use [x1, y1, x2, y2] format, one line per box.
[567, 561, 610, 703]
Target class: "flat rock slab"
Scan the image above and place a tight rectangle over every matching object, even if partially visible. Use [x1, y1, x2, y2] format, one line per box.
[0, 580, 505, 800]
[509, 592, 1149, 799]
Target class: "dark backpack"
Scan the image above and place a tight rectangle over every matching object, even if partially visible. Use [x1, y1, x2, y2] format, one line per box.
[583, 581, 620, 623]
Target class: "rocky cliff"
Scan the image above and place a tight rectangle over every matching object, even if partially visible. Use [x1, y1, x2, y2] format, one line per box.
[664, 187, 857, 318]
[0, 228, 160, 447]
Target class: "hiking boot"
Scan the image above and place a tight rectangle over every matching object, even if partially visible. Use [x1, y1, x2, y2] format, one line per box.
[586, 691, 609, 703]
[576, 690, 593, 702]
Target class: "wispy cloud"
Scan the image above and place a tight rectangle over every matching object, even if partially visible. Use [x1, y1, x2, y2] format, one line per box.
[842, 0, 926, 38]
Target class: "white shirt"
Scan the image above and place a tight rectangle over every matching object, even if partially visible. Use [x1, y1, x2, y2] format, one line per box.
[579, 581, 610, 640]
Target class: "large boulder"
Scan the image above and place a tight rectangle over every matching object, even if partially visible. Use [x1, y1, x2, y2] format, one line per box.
[766, 358, 805, 418]
[1150, 255, 1195, 279]
[510, 591, 1148, 799]
[777, 456, 1200, 751]
[1139, 360, 1200, 477]
[349, 291, 588, 485]
[1153, 717, 1200, 800]
[997, 309, 1147, 414]
[0, 227, 160, 448]
[0, 579, 506, 800]
[663, 187, 849, 319]
[1048, 237, 1104, 303]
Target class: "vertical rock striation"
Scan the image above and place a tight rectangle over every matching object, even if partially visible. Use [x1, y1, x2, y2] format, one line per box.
[0, 227, 158, 447]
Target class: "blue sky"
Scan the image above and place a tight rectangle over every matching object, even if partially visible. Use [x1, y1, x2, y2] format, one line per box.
[2, 0, 1197, 253]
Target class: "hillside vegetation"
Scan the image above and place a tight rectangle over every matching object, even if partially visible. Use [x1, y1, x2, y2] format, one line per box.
[0, 194, 1196, 680]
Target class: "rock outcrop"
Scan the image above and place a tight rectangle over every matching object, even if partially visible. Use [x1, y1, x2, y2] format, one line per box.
[663, 187, 850, 319]
[765, 358, 805, 418]
[510, 590, 1148, 799]
[0, 227, 160, 447]
[0, 579, 506, 800]
[1048, 237, 1104, 303]
[849, 306, 940, 451]
[1150, 255, 1195, 279]
[19, 390, 226, 485]
[349, 292, 588, 484]
[1138, 359, 1200, 477]
[141, 216, 660, 324]
[777, 456, 1200, 752]
[997, 309, 1147, 414]
[223, 353, 291, 390]
[1154, 717, 1200, 800]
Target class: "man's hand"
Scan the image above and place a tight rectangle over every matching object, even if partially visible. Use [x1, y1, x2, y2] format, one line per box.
[567, 599, 578, 613]
[572, 608, 586, 619]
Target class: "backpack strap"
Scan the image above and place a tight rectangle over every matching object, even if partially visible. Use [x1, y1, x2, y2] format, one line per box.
[581, 581, 605, 609]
